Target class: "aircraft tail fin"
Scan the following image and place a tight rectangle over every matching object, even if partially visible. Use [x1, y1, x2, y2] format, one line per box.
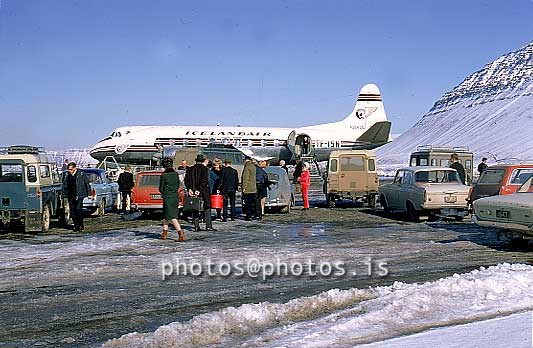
[340, 83, 388, 128]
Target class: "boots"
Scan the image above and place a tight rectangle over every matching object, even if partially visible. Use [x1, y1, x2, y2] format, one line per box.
[161, 229, 168, 240]
[177, 230, 186, 242]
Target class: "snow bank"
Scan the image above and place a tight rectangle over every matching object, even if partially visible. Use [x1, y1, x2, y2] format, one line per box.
[102, 263, 533, 348]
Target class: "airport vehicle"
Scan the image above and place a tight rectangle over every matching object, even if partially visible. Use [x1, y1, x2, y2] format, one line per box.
[469, 164, 533, 203]
[131, 170, 185, 213]
[0, 145, 64, 232]
[379, 167, 470, 221]
[473, 175, 533, 239]
[264, 166, 294, 213]
[90, 84, 391, 165]
[409, 145, 474, 185]
[323, 150, 379, 208]
[81, 168, 119, 216]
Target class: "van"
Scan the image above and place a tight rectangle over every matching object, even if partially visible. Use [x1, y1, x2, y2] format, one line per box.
[0, 146, 64, 232]
[409, 145, 474, 185]
[323, 150, 378, 207]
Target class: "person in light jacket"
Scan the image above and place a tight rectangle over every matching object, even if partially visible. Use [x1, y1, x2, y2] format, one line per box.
[241, 158, 257, 221]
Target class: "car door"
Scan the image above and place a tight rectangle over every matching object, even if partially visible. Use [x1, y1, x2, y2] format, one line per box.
[400, 171, 415, 210]
[100, 172, 112, 207]
[388, 170, 403, 209]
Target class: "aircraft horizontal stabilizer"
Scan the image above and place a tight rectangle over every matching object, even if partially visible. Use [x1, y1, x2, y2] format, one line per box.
[355, 121, 391, 146]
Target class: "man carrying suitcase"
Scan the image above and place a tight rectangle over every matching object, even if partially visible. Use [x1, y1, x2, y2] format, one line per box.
[185, 154, 216, 231]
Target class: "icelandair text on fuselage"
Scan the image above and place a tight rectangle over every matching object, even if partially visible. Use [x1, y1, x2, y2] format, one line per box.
[185, 130, 273, 137]
[161, 257, 389, 281]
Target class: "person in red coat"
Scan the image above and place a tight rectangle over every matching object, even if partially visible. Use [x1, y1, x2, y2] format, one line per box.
[298, 162, 311, 210]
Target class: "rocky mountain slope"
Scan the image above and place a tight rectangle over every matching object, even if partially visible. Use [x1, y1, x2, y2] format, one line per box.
[378, 41, 533, 167]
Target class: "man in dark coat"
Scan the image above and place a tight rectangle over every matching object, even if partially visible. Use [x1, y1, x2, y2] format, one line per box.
[477, 158, 488, 175]
[185, 154, 215, 231]
[449, 153, 467, 185]
[62, 162, 91, 231]
[220, 160, 239, 221]
[117, 165, 134, 214]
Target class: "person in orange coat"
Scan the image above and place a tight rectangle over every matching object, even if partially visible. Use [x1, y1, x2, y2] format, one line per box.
[298, 162, 311, 210]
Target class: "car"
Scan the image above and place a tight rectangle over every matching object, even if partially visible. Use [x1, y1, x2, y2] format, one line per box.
[379, 167, 470, 221]
[131, 170, 185, 213]
[472, 175, 533, 240]
[80, 168, 119, 216]
[264, 166, 294, 213]
[323, 150, 379, 208]
[469, 164, 533, 203]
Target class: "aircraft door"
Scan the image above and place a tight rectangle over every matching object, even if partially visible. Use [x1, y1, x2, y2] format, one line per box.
[287, 131, 297, 160]
[295, 134, 313, 157]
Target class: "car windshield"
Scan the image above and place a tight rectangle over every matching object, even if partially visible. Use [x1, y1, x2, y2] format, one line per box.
[415, 170, 461, 183]
[139, 175, 161, 187]
[0, 164, 23, 182]
[516, 176, 533, 193]
[478, 169, 505, 184]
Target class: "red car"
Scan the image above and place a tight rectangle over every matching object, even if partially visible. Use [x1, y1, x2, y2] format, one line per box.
[469, 164, 533, 202]
[131, 170, 185, 213]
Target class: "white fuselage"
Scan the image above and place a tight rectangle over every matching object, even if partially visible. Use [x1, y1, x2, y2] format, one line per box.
[90, 83, 390, 164]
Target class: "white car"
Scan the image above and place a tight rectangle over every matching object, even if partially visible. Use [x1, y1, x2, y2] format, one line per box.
[379, 167, 470, 221]
[473, 175, 533, 239]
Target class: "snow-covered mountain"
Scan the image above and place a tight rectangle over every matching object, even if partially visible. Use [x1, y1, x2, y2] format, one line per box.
[378, 41, 533, 168]
[47, 148, 98, 168]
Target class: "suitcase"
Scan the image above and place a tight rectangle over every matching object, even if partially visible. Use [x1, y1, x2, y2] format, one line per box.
[183, 196, 204, 212]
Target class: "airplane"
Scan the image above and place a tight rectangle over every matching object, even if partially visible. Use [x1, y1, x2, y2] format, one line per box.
[89, 83, 391, 165]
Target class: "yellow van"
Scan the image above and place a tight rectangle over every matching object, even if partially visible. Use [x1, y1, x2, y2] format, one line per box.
[323, 150, 379, 208]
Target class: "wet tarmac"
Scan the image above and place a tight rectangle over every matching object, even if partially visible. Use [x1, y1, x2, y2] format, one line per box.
[1, 193, 532, 348]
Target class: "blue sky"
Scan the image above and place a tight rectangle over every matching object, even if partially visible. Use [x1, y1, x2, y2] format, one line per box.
[1, 0, 532, 149]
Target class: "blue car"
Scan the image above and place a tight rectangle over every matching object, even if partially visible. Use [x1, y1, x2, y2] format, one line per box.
[82, 168, 119, 216]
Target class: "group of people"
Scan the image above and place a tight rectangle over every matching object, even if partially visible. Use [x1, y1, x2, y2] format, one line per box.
[60, 155, 312, 241]
[158, 154, 297, 242]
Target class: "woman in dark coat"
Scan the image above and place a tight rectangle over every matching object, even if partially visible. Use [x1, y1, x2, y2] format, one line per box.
[159, 157, 185, 241]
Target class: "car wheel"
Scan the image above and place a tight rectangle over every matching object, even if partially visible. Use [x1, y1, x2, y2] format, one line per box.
[327, 194, 336, 208]
[60, 201, 70, 226]
[42, 204, 51, 232]
[380, 195, 391, 215]
[407, 202, 420, 222]
[98, 198, 106, 217]
[367, 194, 376, 209]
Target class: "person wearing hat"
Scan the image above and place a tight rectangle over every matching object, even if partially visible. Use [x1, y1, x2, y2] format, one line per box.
[185, 154, 216, 231]
[159, 157, 185, 241]
[117, 165, 134, 214]
[298, 162, 311, 210]
[477, 158, 488, 175]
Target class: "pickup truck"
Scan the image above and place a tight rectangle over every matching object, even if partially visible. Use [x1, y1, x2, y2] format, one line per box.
[0, 146, 65, 232]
